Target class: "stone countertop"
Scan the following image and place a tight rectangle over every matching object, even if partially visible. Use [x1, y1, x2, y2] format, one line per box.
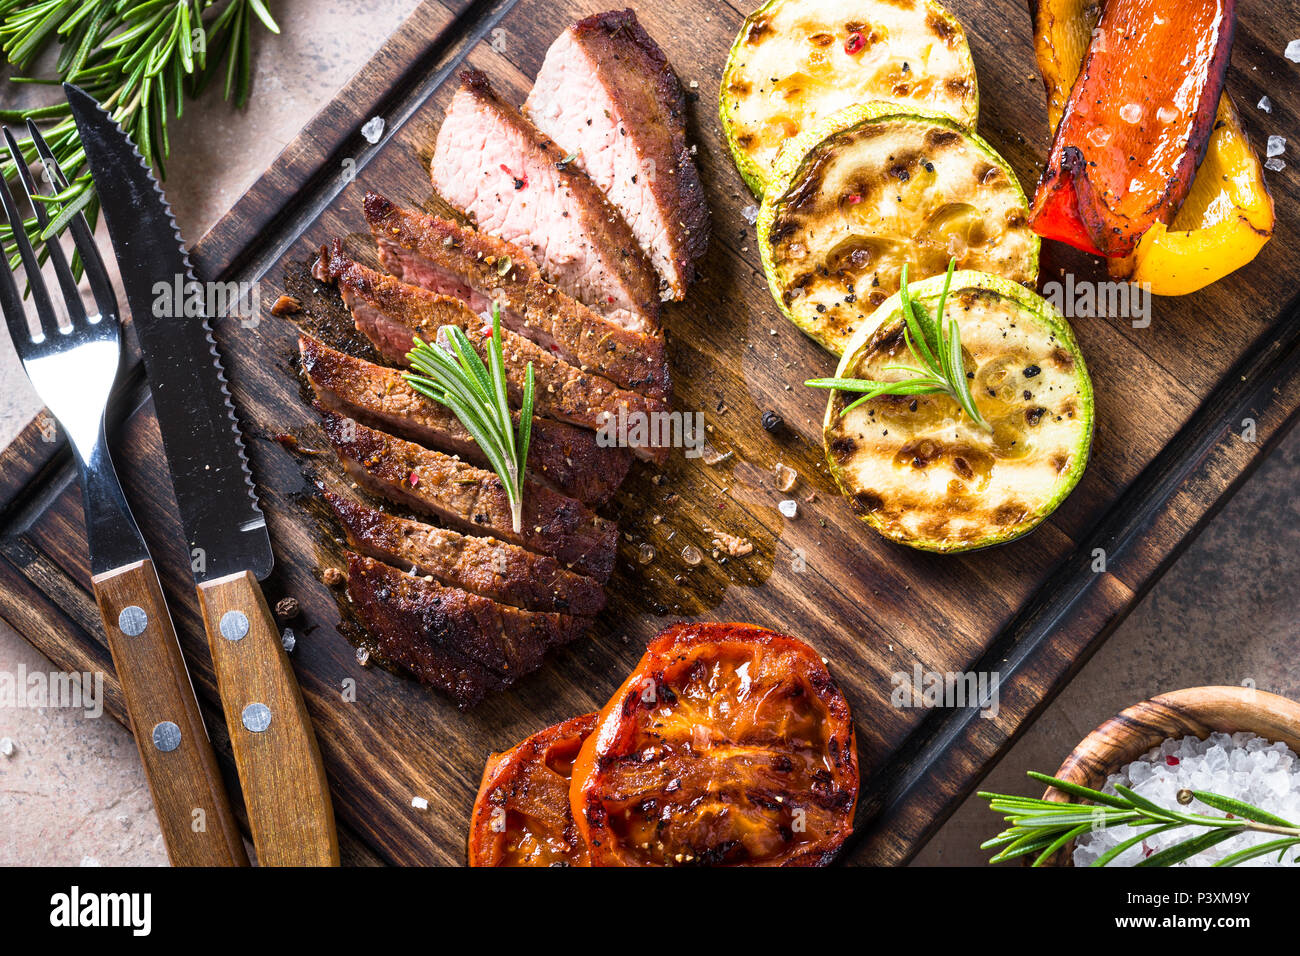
[1, 0, 1296, 867]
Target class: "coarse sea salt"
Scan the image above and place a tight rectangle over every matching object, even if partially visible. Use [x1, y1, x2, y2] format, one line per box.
[1287, 38, 1300, 62]
[361, 116, 385, 144]
[1266, 157, 1287, 172]
[1267, 135, 1287, 158]
[1073, 732, 1300, 867]
[1259, 95, 1273, 114]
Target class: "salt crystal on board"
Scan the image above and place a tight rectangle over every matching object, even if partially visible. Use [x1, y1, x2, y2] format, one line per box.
[1267, 135, 1287, 158]
[778, 499, 798, 518]
[1258, 95, 1273, 113]
[0, 737, 13, 757]
[361, 116, 385, 144]
[742, 204, 759, 225]
[1286, 38, 1300, 62]
[411, 796, 429, 810]
[1266, 157, 1287, 172]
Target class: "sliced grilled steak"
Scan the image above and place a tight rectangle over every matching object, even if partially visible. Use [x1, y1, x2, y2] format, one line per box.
[431, 68, 660, 331]
[363, 192, 670, 401]
[320, 411, 617, 582]
[315, 241, 670, 464]
[327, 491, 605, 616]
[301, 334, 630, 505]
[526, 10, 708, 300]
[347, 553, 589, 709]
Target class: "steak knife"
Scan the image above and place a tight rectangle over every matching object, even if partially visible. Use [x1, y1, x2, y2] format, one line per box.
[67, 84, 339, 866]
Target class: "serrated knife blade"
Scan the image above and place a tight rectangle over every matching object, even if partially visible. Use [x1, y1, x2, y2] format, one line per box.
[67, 84, 339, 866]
[65, 83, 271, 584]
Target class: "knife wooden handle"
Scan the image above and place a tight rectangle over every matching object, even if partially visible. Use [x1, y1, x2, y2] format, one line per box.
[196, 570, 339, 866]
[90, 559, 249, 867]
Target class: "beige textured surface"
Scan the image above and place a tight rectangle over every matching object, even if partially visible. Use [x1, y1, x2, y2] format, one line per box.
[0, 0, 420, 867]
[0, 0, 1296, 868]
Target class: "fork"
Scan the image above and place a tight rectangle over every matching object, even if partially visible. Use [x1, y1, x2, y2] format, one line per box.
[0, 123, 248, 866]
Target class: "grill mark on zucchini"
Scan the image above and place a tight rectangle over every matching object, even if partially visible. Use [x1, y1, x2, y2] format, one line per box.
[820, 271, 1092, 553]
[760, 109, 1040, 355]
[721, 0, 979, 196]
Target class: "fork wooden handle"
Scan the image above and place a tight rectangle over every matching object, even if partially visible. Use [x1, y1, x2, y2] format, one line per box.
[197, 570, 339, 867]
[91, 559, 249, 867]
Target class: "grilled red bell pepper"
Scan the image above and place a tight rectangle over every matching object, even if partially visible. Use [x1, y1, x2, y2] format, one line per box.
[1029, 0, 1236, 258]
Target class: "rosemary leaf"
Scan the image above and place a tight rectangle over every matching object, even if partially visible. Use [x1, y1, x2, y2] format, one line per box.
[1212, 837, 1300, 867]
[1190, 790, 1299, 828]
[404, 305, 534, 535]
[1135, 829, 1239, 868]
[807, 258, 991, 432]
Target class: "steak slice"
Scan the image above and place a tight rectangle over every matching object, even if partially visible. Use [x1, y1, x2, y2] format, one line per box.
[301, 334, 630, 506]
[526, 10, 708, 300]
[347, 552, 589, 709]
[363, 192, 670, 401]
[315, 241, 670, 464]
[431, 68, 660, 331]
[320, 411, 617, 583]
[326, 491, 605, 616]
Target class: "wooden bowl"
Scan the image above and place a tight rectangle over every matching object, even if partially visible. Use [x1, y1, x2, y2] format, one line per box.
[1037, 686, 1300, 866]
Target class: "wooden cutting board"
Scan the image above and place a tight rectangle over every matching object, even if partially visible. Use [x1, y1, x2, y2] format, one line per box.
[2, 0, 1299, 866]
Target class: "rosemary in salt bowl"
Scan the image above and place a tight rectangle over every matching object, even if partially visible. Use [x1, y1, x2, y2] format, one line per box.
[981, 687, 1300, 866]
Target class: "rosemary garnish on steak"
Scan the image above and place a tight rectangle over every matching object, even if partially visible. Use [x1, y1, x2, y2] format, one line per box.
[404, 304, 535, 533]
[806, 258, 992, 432]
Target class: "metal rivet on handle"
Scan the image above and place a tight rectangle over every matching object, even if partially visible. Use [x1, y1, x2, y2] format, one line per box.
[219, 610, 249, 641]
[152, 721, 181, 752]
[118, 605, 147, 636]
[242, 703, 271, 733]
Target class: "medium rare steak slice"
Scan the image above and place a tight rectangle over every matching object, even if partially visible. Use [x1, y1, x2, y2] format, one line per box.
[315, 241, 671, 464]
[326, 491, 605, 616]
[319, 411, 617, 582]
[431, 68, 660, 331]
[301, 334, 630, 505]
[525, 10, 708, 300]
[363, 193, 670, 401]
[347, 553, 589, 709]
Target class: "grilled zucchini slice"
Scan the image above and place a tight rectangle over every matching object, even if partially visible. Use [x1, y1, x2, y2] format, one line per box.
[721, 0, 979, 196]
[759, 104, 1039, 356]
[823, 271, 1092, 553]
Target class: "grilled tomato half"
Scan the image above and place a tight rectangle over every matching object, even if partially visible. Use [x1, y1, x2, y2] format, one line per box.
[468, 713, 597, 866]
[570, 622, 859, 866]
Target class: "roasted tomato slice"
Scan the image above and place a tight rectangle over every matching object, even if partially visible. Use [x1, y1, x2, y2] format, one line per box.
[570, 622, 859, 866]
[1029, 0, 1235, 257]
[468, 713, 597, 866]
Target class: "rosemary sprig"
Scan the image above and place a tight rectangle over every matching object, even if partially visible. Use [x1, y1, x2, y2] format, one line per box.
[403, 305, 535, 534]
[806, 258, 992, 432]
[980, 771, 1300, 867]
[0, 0, 280, 268]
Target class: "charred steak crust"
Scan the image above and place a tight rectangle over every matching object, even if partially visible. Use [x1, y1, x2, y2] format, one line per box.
[319, 410, 617, 583]
[300, 334, 630, 506]
[361, 193, 671, 401]
[433, 68, 660, 329]
[527, 9, 709, 299]
[326, 491, 605, 616]
[316, 241, 670, 465]
[346, 553, 589, 710]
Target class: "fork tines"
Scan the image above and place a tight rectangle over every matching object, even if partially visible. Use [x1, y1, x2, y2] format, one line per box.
[0, 122, 116, 352]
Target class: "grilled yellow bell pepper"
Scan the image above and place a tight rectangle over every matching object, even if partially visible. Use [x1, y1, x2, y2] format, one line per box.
[1115, 97, 1275, 296]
